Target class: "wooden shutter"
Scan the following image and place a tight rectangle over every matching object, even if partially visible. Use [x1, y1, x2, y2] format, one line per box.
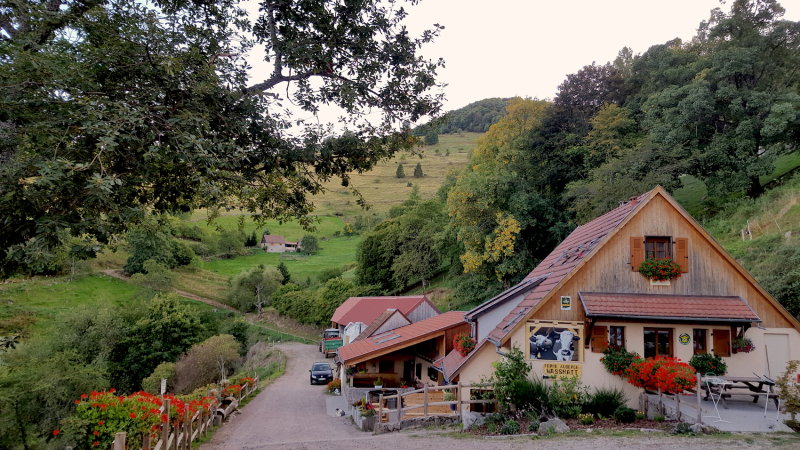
[713, 329, 731, 357]
[675, 237, 689, 273]
[590, 325, 609, 353]
[630, 236, 644, 271]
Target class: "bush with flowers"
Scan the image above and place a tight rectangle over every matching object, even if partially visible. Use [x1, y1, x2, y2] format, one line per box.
[55, 389, 216, 449]
[625, 357, 696, 394]
[689, 353, 727, 376]
[732, 337, 755, 353]
[453, 332, 477, 356]
[638, 258, 682, 281]
[326, 379, 342, 393]
[601, 347, 643, 376]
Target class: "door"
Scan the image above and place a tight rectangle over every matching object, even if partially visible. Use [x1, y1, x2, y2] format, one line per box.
[764, 333, 790, 379]
[403, 361, 414, 384]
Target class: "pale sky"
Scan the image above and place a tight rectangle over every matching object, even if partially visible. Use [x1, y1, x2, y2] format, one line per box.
[245, 0, 800, 122]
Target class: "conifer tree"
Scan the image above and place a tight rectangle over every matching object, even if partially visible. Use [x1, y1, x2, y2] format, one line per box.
[396, 164, 406, 178]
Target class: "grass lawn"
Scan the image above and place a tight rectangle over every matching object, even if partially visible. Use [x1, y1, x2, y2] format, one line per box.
[310, 132, 480, 216]
[200, 236, 360, 280]
[0, 274, 227, 337]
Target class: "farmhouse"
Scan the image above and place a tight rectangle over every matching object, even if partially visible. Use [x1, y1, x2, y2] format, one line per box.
[336, 311, 469, 388]
[448, 186, 800, 406]
[260, 234, 300, 253]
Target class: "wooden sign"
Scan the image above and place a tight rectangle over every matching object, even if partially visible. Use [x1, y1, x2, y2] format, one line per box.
[560, 296, 572, 310]
[542, 362, 582, 378]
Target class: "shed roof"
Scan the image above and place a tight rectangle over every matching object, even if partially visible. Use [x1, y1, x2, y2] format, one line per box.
[353, 309, 411, 342]
[331, 295, 435, 326]
[580, 292, 761, 322]
[262, 234, 286, 244]
[338, 311, 466, 364]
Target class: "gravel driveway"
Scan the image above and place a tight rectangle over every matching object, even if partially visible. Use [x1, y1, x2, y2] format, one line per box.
[202, 342, 799, 450]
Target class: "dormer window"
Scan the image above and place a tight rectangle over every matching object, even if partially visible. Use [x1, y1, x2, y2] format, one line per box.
[645, 236, 672, 260]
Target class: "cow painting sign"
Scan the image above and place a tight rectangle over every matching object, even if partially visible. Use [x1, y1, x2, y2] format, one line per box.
[527, 321, 584, 362]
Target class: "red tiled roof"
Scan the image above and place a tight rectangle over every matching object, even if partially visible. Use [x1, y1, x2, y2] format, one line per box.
[353, 309, 411, 342]
[487, 190, 653, 344]
[580, 292, 761, 322]
[338, 311, 466, 364]
[262, 234, 286, 244]
[331, 295, 433, 326]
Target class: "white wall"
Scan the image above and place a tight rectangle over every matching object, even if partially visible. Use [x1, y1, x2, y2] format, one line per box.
[474, 292, 526, 342]
[343, 322, 366, 345]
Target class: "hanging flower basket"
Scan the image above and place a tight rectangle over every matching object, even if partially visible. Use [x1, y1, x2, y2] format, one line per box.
[638, 258, 682, 282]
[453, 333, 476, 356]
[732, 337, 755, 353]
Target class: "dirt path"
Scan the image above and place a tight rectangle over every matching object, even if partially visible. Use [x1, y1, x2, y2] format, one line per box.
[100, 269, 239, 312]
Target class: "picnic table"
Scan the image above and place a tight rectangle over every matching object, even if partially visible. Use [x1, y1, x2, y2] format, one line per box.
[701, 375, 778, 408]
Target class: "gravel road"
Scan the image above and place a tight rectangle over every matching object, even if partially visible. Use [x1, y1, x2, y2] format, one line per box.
[202, 342, 799, 450]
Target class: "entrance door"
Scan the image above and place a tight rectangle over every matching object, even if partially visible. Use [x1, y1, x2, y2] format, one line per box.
[764, 333, 790, 379]
[403, 361, 414, 385]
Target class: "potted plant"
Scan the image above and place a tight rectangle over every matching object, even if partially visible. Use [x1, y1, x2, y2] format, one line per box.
[373, 376, 383, 389]
[732, 337, 755, 353]
[638, 258, 682, 283]
[453, 332, 477, 356]
[359, 403, 376, 431]
[443, 390, 457, 411]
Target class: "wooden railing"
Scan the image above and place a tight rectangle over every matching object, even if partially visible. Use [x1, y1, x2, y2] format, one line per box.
[110, 378, 259, 450]
[371, 383, 496, 423]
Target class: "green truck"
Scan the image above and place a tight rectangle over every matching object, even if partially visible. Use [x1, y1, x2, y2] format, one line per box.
[320, 328, 343, 358]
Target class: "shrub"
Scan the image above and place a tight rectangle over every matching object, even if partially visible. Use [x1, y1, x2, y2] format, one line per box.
[326, 379, 341, 393]
[142, 362, 176, 395]
[626, 357, 696, 394]
[601, 347, 642, 376]
[216, 230, 246, 258]
[173, 334, 242, 394]
[130, 259, 174, 291]
[413, 162, 424, 177]
[490, 347, 531, 412]
[613, 406, 636, 424]
[245, 231, 259, 247]
[506, 377, 552, 415]
[671, 422, 694, 435]
[527, 420, 540, 432]
[776, 360, 800, 422]
[579, 413, 594, 425]
[227, 265, 283, 312]
[395, 163, 405, 178]
[299, 235, 320, 254]
[486, 422, 497, 434]
[584, 387, 626, 417]
[653, 414, 665, 422]
[689, 353, 727, 376]
[635, 411, 646, 420]
[550, 376, 587, 419]
[500, 419, 520, 435]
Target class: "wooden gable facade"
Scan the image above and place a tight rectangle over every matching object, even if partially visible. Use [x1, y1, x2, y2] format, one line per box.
[457, 187, 800, 403]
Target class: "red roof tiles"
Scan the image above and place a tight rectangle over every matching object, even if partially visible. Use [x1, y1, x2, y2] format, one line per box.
[338, 311, 466, 364]
[580, 292, 761, 322]
[487, 190, 653, 344]
[331, 295, 433, 326]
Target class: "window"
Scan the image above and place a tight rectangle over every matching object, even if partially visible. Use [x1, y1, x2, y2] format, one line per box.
[644, 327, 673, 358]
[693, 329, 707, 355]
[379, 360, 394, 373]
[609, 326, 625, 350]
[645, 236, 672, 260]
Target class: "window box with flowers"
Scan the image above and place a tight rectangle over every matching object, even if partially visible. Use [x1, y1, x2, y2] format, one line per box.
[453, 333, 476, 356]
[732, 337, 755, 354]
[638, 258, 682, 285]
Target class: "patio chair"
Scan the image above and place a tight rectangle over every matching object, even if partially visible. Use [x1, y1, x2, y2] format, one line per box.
[703, 376, 731, 423]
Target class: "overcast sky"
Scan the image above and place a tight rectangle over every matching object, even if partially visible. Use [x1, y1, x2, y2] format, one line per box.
[245, 0, 800, 121]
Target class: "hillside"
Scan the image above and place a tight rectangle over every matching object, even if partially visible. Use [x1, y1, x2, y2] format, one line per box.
[310, 132, 481, 216]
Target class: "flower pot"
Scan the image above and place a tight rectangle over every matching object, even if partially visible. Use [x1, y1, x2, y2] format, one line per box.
[373, 385, 382, 389]
[650, 279, 670, 286]
[361, 415, 376, 431]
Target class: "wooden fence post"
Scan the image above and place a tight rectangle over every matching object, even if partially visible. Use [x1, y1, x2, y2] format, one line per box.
[456, 381, 461, 415]
[696, 373, 703, 424]
[378, 393, 383, 424]
[113, 432, 126, 450]
[142, 434, 151, 450]
[162, 398, 171, 450]
[398, 391, 403, 422]
[423, 385, 428, 417]
[675, 393, 681, 421]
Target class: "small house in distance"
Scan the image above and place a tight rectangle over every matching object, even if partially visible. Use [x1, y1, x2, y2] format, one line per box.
[260, 234, 299, 253]
[447, 186, 800, 407]
[331, 295, 440, 343]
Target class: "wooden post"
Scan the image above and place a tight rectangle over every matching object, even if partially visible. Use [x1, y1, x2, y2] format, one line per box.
[675, 393, 681, 421]
[142, 434, 151, 450]
[378, 393, 383, 424]
[113, 432, 126, 450]
[183, 407, 190, 449]
[696, 373, 703, 424]
[423, 385, 428, 417]
[398, 391, 403, 422]
[162, 398, 171, 450]
[658, 388, 663, 416]
[456, 381, 462, 415]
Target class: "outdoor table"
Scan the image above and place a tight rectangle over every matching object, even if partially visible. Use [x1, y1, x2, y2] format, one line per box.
[701, 375, 777, 408]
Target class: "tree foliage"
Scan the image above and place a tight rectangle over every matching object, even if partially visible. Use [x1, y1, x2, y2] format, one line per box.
[299, 235, 319, 255]
[227, 265, 283, 313]
[0, 0, 444, 277]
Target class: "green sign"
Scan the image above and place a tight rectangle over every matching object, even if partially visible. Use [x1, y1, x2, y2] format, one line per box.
[679, 333, 690, 345]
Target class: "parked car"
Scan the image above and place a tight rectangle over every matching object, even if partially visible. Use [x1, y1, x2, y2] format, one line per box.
[309, 362, 334, 385]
